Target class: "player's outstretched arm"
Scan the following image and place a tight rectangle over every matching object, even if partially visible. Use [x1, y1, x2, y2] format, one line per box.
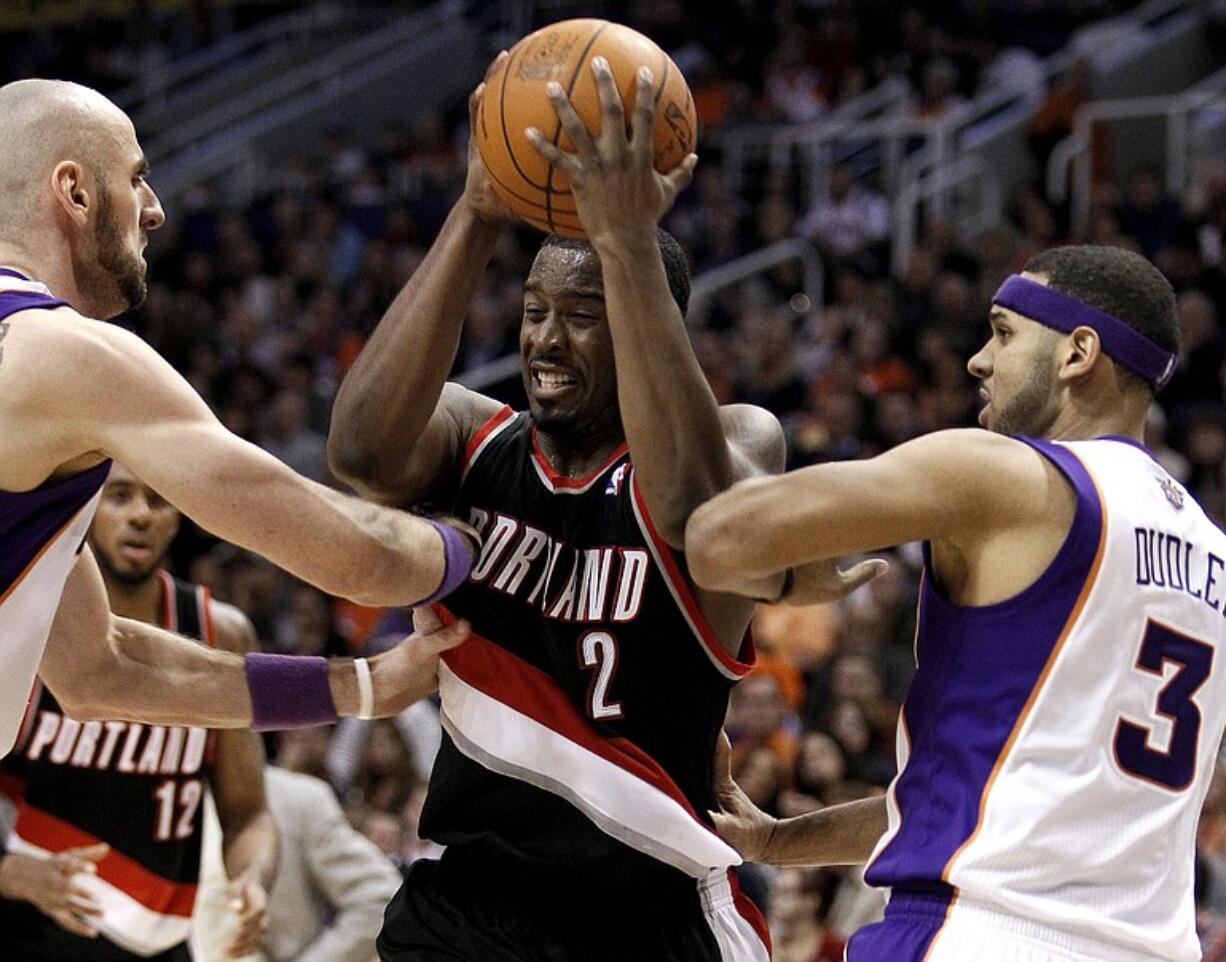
[712, 733, 886, 866]
[527, 60, 766, 548]
[208, 602, 278, 959]
[39, 547, 469, 729]
[329, 68, 509, 507]
[41, 317, 472, 608]
[686, 428, 1061, 602]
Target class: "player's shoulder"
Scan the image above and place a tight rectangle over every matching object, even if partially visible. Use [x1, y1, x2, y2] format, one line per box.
[718, 403, 785, 474]
[4, 306, 152, 392]
[896, 427, 1048, 469]
[205, 596, 259, 655]
[442, 382, 511, 438]
[890, 429, 1068, 519]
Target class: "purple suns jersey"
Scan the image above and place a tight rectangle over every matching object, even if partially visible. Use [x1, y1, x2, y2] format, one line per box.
[865, 437, 1226, 961]
[423, 406, 770, 950]
[0, 273, 109, 757]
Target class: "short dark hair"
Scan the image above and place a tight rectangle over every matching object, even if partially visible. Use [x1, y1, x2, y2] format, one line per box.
[540, 228, 692, 315]
[1023, 244, 1179, 392]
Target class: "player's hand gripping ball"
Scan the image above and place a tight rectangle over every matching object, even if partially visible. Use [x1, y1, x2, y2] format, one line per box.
[474, 18, 697, 237]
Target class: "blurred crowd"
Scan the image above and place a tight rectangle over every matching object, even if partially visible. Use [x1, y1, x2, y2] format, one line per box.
[6, 0, 1226, 956]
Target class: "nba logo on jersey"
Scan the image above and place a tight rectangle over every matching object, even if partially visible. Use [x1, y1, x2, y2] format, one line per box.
[606, 463, 629, 496]
[1157, 474, 1185, 510]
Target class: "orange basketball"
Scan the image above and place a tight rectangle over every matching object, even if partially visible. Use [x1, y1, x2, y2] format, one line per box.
[475, 18, 697, 238]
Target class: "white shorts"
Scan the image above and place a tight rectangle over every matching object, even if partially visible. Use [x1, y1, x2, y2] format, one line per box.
[847, 887, 1162, 962]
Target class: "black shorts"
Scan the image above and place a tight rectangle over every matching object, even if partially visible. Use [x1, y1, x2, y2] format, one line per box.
[377, 859, 771, 962]
[0, 897, 191, 961]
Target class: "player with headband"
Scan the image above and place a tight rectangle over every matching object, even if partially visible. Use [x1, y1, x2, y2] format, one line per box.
[689, 245, 1216, 962]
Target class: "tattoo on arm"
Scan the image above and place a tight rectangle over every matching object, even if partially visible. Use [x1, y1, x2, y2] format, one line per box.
[0, 320, 9, 367]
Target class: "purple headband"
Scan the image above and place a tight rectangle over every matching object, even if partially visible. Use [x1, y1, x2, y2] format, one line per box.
[992, 274, 1176, 389]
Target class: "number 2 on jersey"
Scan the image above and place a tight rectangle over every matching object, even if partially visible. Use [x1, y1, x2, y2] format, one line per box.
[579, 631, 623, 721]
[1114, 620, 1214, 791]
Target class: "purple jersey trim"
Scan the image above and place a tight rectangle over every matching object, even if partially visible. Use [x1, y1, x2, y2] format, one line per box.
[0, 461, 112, 598]
[0, 290, 69, 320]
[847, 883, 956, 961]
[865, 437, 1103, 890]
[0, 285, 99, 596]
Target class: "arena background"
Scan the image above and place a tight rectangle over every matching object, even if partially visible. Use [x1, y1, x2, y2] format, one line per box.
[3, 1, 1226, 958]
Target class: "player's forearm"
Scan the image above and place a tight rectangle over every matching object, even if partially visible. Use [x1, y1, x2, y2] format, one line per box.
[760, 797, 888, 867]
[593, 231, 733, 545]
[309, 483, 451, 607]
[686, 471, 829, 591]
[221, 809, 279, 893]
[61, 618, 367, 727]
[329, 202, 501, 489]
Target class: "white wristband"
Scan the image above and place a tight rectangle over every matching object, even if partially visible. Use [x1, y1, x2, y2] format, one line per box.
[354, 658, 375, 720]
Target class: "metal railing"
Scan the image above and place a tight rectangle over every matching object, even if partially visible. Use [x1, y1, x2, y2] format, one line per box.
[716, 0, 1196, 205]
[457, 238, 824, 393]
[715, 77, 912, 199]
[113, 5, 361, 122]
[1047, 63, 1226, 234]
[892, 155, 1003, 277]
[688, 238, 823, 323]
[149, 0, 474, 199]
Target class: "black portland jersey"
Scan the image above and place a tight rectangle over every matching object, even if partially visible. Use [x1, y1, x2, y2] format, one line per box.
[424, 406, 756, 921]
[0, 572, 215, 959]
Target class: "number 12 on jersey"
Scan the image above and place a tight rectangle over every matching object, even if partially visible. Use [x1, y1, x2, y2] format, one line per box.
[1114, 619, 1214, 792]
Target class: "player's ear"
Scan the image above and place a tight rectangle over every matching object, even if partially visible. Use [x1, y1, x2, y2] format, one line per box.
[1060, 326, 1101, 383]
[51, 160, 91, 227]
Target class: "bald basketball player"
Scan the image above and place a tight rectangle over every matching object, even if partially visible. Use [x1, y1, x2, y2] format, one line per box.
[0, 79, 474, 756]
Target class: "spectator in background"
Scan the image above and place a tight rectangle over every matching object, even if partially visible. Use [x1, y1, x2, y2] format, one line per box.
[1119, 166, 1185, 260]
[260, 390, 328, 483]
[258, 766, 401, 962]
[780, 731, 849, 817]
[728, 672, 802, 772]
[1027, 59, 1104, 182]
[193, 729, 402, 962]
[768, 868, 847, 962]
[797, 164, 890, 263]
[1199, 766, 1226, 961]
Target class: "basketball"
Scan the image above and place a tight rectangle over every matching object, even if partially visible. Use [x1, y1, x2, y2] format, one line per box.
[475, 19, 697, 238]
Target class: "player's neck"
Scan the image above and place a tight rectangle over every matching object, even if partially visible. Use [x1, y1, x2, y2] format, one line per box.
[103, 572, 166, 624]
[534, 421, 625, 478]
[1045, 404, 1146, 446]
[0, 244, 88, 314]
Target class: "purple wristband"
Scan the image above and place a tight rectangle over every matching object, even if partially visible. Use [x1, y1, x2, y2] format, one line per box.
[416, 520, 476, 606]
[244, 653, 338, 732]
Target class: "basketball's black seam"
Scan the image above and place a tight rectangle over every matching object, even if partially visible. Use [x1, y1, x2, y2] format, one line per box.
[484, 161, 582, 216]
[545, 20, 609, 234]
[498, 42, 553, 194]
[654, 49, 668, 106]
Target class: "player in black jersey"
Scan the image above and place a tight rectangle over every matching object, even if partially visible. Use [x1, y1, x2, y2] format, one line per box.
[330, 58, 880, 962]
[0, 463, 276, 961]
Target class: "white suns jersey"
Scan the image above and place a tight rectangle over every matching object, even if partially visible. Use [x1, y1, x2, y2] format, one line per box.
[865, 436, 1226, 961]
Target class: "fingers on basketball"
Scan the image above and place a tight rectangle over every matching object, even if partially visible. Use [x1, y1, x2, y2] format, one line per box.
[473, 19, 696, 237]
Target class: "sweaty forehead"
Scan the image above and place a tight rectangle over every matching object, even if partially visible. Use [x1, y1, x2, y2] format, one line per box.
[526, 244, 604, 297]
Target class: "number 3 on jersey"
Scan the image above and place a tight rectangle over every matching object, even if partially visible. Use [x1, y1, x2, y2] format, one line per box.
[578, 631, 623, 721]
[1114, 619, 1214, 792]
